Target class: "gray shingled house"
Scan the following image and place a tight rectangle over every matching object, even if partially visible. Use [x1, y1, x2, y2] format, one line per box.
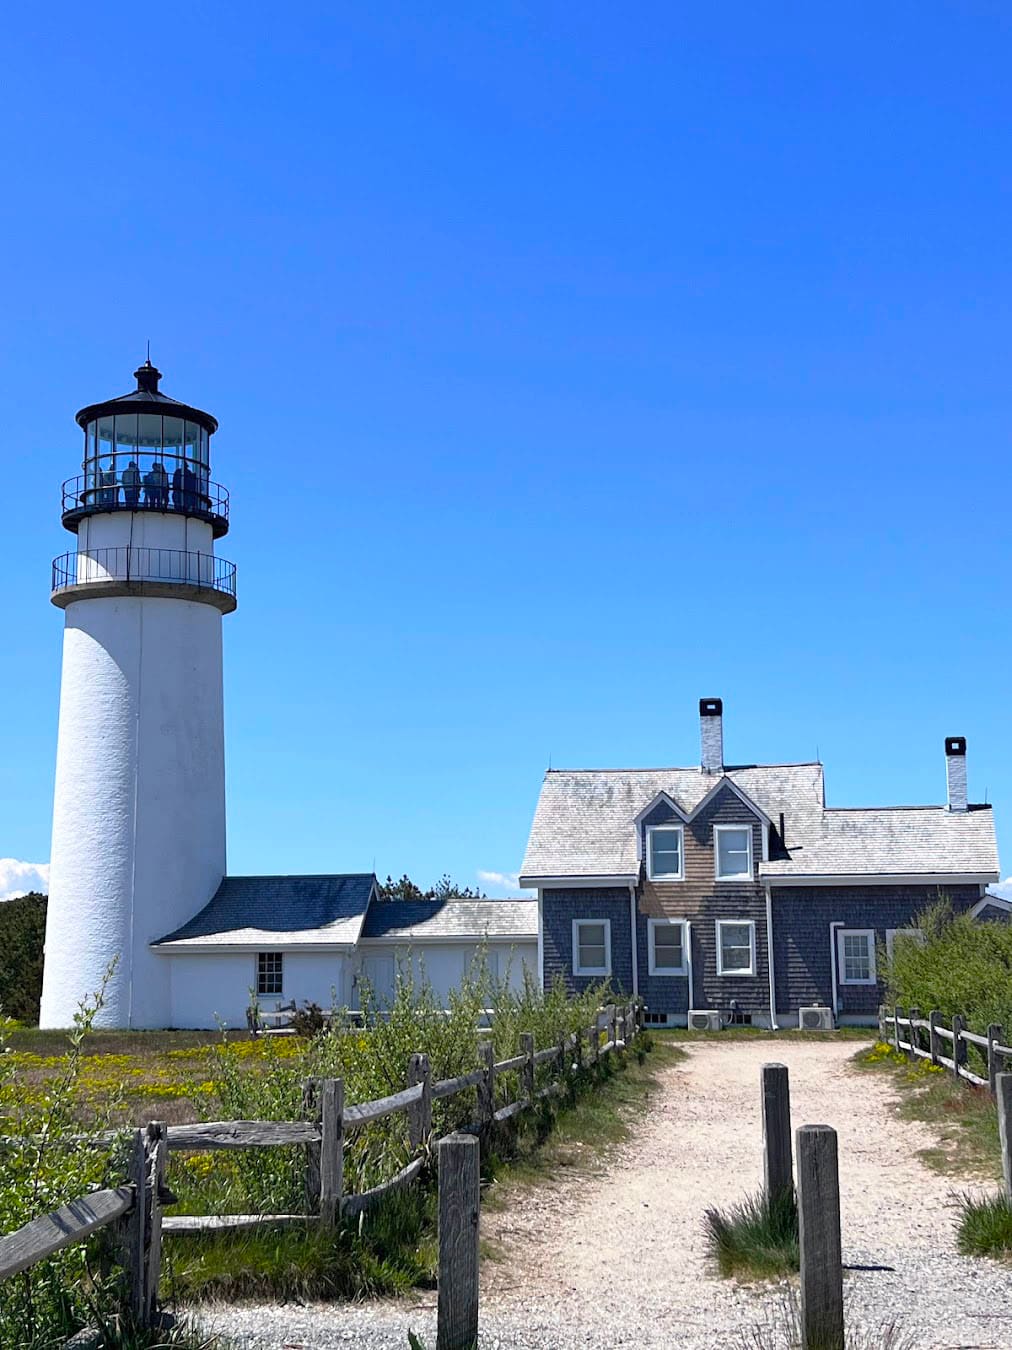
[152, 878, 537, 1028]
[519, 699, 1000, 1027]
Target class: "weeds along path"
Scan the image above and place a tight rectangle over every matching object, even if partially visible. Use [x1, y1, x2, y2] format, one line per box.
[200, 1038, 1012, 1349]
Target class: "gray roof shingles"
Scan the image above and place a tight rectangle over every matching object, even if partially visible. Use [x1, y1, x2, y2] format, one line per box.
[520, 765, 999, 882]
[153, 874, 376, 948]
[361, 899, 537, 942]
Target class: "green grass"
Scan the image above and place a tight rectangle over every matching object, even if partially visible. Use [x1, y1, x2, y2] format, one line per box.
[660, 1025, 874, 1043]
[169, 1033, 679, 1302]
[853, 1041, 1001, 1181]
[703, 1186, 799, 1280]
[956, 1192, 1012, 1259]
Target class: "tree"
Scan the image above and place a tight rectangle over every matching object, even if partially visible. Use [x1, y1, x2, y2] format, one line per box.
[0, 891, 47, 1024]
[376, 874, 486, 901]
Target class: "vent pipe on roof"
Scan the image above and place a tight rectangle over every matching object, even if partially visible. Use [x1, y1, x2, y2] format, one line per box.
[945, 736, 968, 813]
[700, 698, 724, 775]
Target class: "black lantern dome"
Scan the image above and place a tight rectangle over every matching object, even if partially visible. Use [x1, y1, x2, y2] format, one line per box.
[62, 362, 229, 537]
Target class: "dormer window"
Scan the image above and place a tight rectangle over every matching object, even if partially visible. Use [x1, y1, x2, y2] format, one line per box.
[714, 825, 753, 881]
[647, 825, 684, 881]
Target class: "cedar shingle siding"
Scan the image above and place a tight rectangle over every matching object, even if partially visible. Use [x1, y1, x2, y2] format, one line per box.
[770, 884, 980, 1017]
[542, 887, 632, 994]
[637, 783, 768, 1015]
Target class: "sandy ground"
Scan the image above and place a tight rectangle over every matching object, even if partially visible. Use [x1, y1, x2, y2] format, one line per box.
[203, 1039, 1012, 1349]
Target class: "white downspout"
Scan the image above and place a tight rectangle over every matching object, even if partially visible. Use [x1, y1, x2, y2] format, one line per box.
[685, 919, 694, 1018]
[829, 921, 843, 1019]
[628, 883, 639, 998]
[764, 884, 779, 1031]
[536, 888, 544, 991]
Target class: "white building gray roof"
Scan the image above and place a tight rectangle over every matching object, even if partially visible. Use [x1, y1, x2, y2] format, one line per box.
[152, 874, 376, 949]
[519, 765, 999, 884]
[361, 899, 537, 942]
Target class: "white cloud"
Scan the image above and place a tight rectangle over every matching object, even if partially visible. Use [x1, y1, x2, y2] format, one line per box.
[0, 859, 50, 902]
[477, 869, 531, 895]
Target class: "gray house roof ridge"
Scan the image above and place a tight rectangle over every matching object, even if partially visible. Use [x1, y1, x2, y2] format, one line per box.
[822, 803, 993, 814]
[544, 761, 823, 774]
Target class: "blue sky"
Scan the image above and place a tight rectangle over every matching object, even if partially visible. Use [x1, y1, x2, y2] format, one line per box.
[2, 3, 1011, 898]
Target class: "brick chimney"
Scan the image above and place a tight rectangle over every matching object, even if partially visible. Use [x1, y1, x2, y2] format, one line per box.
[945, 736, 968, 813]
[700, 698, 724, 775]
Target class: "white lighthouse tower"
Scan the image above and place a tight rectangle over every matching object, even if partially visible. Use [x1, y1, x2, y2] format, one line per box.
[40, 362, 237, 1029]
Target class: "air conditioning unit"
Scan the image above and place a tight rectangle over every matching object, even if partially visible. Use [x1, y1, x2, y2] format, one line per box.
[799, 1005, 834, 1031]
[688, 1009, 722, 1032]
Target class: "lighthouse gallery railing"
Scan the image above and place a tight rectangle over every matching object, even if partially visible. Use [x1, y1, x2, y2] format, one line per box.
[52, 547, 237, 600]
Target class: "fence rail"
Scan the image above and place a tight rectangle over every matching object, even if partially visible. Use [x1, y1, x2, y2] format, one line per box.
[879, 1005, 1011, 1093]
[1, 1002, 641, 1335]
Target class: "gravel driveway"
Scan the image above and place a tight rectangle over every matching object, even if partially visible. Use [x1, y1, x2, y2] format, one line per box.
[200, 1038, 1012, 1349]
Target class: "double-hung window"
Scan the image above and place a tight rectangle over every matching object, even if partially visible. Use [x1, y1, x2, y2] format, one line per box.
[647, 918, 687, 975]
[714, 825, 753, 881]
[257, 951, 284, 996]
[716, 920, 756, 976]
[647, 825, 684, 881]
[837, 930, 876, 985]
[573, 919, 611, 976]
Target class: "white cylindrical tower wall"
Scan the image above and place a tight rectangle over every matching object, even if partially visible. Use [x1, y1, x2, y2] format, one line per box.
[40, 593, 226, 1029]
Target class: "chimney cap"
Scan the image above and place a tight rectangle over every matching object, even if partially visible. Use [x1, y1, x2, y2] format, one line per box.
[700, 697, 723, 718]
[945, 736, 967, 757]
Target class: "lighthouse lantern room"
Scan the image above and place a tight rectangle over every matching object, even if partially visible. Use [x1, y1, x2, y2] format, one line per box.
[40, 362, 237, 1029]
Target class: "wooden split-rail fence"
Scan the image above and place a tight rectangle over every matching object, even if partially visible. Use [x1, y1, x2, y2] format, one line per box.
[0, 1001, 640, 1339]
[880, 1004, 1012, 1094]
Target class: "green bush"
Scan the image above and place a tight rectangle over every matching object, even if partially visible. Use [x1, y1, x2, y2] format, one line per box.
[0, 890, 47, 1024]
[884, 900, 1012, 1037]
[957, 1191, 1012, 1258]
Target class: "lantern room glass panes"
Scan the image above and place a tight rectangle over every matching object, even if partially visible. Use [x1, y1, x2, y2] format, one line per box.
[81, 412, 213, 512]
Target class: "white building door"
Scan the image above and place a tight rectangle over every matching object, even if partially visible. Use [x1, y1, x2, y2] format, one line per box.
[357, 953, 396, 1008]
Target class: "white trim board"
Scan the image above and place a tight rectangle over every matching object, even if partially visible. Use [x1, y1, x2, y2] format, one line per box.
[763, 872, 997, 887]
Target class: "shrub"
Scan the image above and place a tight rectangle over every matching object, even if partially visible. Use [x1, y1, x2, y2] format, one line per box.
[0, 890, 47, 1023]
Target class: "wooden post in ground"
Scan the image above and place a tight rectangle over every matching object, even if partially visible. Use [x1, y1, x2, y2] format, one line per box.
[952, 1014, 964, 1081]
[589, 1022, 599, 1066]
[319, 1078, 344, 1226]
[118, 1128, 148, 1325]
[997, 1073, 1012, 1205]
[437, 1133, 480, 1350]
[520, 1033, 535, 1103]
[761, 1064, 793, 1201]
[144, 1122, 167, 1322]
[908, 1008, 921, 1059]
[302, 1077, 322, 1210]
[928, 1010, 940, 1067]
[988, 1025, 1003, 1096]
[878, 1005, 886, 1041]
[608, 1003, 617, 1048]
[796, 1124, 844, 1350]
[477, 1041, 495, 1136]
[892, 1005, 902, 1054]
[408, 1053, 432, 1150]
[573, 1026, 583, 1071]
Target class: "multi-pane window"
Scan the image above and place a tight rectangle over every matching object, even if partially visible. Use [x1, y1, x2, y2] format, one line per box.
[573, 920, 611, 976]
[647, 826, 684, 880]
[257, 951, 284, 996]
[716, 920, 755, 975]
[714, 826, 752, 880]
[648, 919, 686, 975]
[837, 930, 876, 985]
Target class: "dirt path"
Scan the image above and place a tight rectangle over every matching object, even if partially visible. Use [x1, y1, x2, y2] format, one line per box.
[202, 1039, 1012, 1349]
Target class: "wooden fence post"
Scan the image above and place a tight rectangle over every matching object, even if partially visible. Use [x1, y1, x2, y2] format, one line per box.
[609, 1003, 617, 1048]
[908, 1008, 921, 1059]
[893, 1005, 902, 1054]
[437, 1133, 480, 1350]
[521, 1032, 535, 1103]
[477, 1041, 495, 1135]
[878, 1004, 886, 1041]
[996, 1073, 1012, 1204]
[120, 1127, 148, 1325]
[573, 1026, 583, 1071]
[302, 1077, 322, 1210]
[761, 1064, 793, 1201]
[144, 1121, 167, 1323]
[953, 1014, 964, 1080]
[408, 1053, 432, 1149]
[319, 1077, 344, 1227]
[797, 1124, 844, 1350]
[928, 1010, 940, 1066]
[988, 1025, 1003, 1096]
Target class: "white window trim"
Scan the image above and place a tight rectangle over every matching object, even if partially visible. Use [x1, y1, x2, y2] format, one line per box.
[713, 824, 754, 882]
[572, 918, 612, 977]
[647, 918, 688, 976]
[885, 927, 924, 961]
[837, 928, 877, 986]
[715, 919, 757, 976]
[646, 825, 685, 882]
